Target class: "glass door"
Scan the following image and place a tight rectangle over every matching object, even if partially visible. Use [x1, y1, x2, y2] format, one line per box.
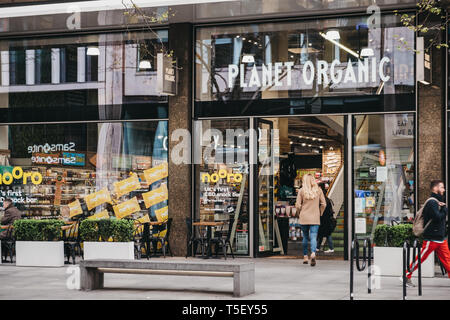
[256, 119, 274, 254]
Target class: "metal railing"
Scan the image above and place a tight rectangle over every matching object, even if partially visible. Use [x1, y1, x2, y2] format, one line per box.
[402, 239, 422, 300]
[350, 238, 372, 300]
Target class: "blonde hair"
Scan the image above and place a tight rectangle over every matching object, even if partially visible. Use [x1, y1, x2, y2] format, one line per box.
[301, 174, 321, 200]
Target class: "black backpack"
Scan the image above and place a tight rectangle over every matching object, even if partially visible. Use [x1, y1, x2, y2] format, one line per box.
[325, 198, 337, 234]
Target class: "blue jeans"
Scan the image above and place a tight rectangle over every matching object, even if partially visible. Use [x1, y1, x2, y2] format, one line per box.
[300, 225, 319, 256]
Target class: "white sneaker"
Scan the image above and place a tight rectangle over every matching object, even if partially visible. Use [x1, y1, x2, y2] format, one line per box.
[324, 249, 334, 253]
[398, 276, 416, 287]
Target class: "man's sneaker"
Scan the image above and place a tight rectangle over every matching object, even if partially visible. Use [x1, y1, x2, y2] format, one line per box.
[324, 249, 334, 253]
[399, 276, 416, 287]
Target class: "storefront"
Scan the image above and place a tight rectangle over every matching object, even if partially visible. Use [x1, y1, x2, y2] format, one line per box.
[194, 12, 417, 258]
[0, 29, 169, 224]
[1, 0, 445, 260]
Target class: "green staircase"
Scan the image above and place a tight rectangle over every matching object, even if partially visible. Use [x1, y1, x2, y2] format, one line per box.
[318, 207, 345, 259]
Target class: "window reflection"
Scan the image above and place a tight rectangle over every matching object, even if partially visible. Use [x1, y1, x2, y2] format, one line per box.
[196, 14, 415, 102]
[194, 119, 250, 255]
[0, 30, 168, 121]
[0, 121, 168, 222]
[195, 0, 416, 20]
[353, 114, 415, 240]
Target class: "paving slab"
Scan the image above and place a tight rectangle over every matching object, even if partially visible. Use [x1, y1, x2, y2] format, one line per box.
[0, 257, 448, 300]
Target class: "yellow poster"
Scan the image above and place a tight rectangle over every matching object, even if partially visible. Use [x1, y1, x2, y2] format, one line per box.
[366, 197, 376, 208]
[113, 197, 141, 219]
[113, 174, 141, 198]
[68, 199, 83, 218]
[85, 188, 112, 210]
[155, 206, 168, 222]
[137, 214, 151, 224]
[144, 162, 168, 185]
[142, 184, 168, 208]
[87, 210, 109, 220]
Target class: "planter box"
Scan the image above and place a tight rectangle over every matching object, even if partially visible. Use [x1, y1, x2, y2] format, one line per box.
[373, 246, 435, 278]
[83, 242, 134, 260]
[16, 241, 64, 267]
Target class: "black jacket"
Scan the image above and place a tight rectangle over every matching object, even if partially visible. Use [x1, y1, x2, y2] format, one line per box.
[423, 193, 447, 241]
[318, 197, 335, 237]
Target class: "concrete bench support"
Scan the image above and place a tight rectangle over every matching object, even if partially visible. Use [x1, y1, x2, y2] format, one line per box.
[79, 260, 255, 297]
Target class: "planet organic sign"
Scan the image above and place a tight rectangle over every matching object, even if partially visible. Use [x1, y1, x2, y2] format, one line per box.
[228, 57, 391, 89]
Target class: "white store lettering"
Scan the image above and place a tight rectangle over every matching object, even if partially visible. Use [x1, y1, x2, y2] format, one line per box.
[228, 57, 391, 88]
[27, 142, 76, 154]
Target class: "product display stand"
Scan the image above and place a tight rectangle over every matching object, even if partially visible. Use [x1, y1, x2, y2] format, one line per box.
[258, 216, 268, 249]
[272, 218, 284, 255]
[228, 173, 247, 253]
[370, 183, 386, 240]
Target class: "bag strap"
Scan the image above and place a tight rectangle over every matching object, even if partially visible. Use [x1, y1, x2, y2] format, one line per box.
[423, 197, 439, 206]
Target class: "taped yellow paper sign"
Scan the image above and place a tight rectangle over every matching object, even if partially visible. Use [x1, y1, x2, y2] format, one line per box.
[68, 199, 83, 218]
[137, 214, 151, 224]
[87, 210, 109, 220]
[142, 184, 168, 208]
[85, 188, 112, 210]
[155, 206, 168, 222]
[144, 162, 168, 185]
[113, 197, 141, 219]
[113, 173, 141, 198]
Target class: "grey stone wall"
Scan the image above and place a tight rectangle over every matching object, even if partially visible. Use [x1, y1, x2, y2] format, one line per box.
[417, 29, 446, 206]
[168, 23, 193, 256]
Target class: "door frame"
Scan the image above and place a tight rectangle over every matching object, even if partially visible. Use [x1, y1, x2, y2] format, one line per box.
[252, 115, 350, 259]
[253, 118, 276, 257]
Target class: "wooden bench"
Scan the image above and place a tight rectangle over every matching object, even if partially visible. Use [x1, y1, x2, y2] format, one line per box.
[79, 259, 255, 297]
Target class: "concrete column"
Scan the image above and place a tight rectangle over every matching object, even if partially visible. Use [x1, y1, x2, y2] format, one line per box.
[168, 23, 193, 257]
[51, 48, 60, 84]
[1, 51, 9, 86]
[25, 49, 35, 85]
[417, 33, 445, 206]
[77, 47, 86, 83]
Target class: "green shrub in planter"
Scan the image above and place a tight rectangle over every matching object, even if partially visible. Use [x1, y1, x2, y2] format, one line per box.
[80, 219, 134, 242]
[373, 224, 390, 247]
[390, 224, 415, 247]
[13, 219, 65, 241]
[374, 223, 417, 247]
[79, 220, 99, 242]
[97, 219, 113, 241]
[111, 219, 134, 242]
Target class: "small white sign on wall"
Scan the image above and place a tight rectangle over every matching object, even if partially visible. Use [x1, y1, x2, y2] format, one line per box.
[355, 218, 367, 234]
[355, 198, 365, 214]
[376, 166, 387, 182]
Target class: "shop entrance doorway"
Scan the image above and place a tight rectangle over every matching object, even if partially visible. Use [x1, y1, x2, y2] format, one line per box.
[255, 116, 346, 259]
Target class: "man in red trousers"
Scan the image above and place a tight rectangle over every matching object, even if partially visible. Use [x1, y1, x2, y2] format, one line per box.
[402, 180, 450, 287]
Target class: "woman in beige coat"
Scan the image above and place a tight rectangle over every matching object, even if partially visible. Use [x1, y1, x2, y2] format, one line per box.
[295, 174, 326, 266]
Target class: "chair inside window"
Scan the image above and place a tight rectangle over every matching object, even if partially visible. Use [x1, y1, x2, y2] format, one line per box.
[63, 221, 82, 264]
[133, 222, 150, 259]
[150, 218, 173, 258]
[210, 217, 235, 260]
[185, 218, 207, 258]
[1, 226, 15, 263]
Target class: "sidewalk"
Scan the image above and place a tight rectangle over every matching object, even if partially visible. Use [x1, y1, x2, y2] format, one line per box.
[0, 258, 448, 300]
